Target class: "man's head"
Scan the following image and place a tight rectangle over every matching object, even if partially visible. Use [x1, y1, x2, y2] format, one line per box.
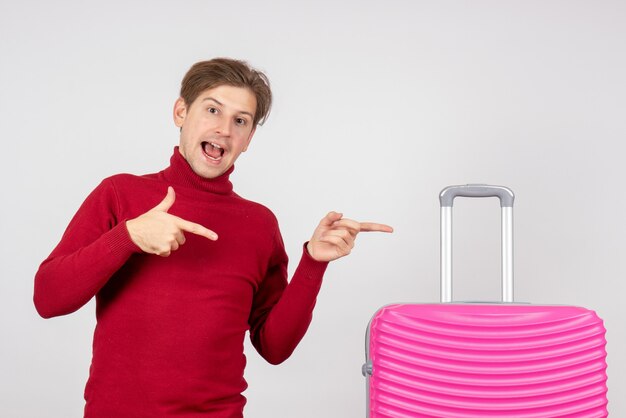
[174, 58, 272, 179]
[180, 58, 272, 127]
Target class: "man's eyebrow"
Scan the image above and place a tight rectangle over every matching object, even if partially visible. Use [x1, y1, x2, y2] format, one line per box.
[202, 97, 223, 106]
[201, 97, 254, 118]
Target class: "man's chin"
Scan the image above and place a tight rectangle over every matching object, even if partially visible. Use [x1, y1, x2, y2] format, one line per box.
[195, 163, 230, 179]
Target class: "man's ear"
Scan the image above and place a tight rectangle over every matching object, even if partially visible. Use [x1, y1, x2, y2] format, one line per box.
[173, 98, 188, 128]
[242, 126, 256, 152]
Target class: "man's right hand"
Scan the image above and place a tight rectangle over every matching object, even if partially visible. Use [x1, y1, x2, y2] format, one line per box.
[126, 186, 218, 257]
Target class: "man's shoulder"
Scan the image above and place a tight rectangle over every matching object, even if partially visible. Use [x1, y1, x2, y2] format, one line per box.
[232, 194, 280, 226]
[92, 172, 165, 204]
[100, 171, 161, 188]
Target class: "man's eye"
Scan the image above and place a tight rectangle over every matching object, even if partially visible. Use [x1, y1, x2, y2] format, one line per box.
[236, 118, 247, 126]
[208, 107, 218, 114]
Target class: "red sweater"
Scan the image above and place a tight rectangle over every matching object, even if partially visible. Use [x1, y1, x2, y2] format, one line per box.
[34, 148, 328, 417]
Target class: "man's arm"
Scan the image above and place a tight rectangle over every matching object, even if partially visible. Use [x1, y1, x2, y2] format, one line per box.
[34, 184, 216, 318]
[248, 212, 392, 364]
[33, 178, 140, 318]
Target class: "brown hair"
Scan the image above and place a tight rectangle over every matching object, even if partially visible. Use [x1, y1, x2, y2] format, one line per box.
[180, 58, 272, 126]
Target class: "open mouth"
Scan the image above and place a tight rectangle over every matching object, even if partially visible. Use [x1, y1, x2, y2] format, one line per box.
[202, 141, 225, 161]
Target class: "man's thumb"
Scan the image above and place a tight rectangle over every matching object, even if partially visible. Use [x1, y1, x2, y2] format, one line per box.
[319, 211, 343, 227]
[153, 186, 176, 212]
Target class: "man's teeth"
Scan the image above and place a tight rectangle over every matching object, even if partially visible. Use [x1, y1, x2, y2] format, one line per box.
[202, 141, 225, 159]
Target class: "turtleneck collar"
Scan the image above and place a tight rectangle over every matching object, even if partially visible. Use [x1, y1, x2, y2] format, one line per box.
[161, 147, 234, 195]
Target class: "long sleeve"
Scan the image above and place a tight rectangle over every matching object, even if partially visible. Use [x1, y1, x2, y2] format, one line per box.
[248, 233, 328, 365]
[34, 178, 140, 318]
[37, 149, 326, 416]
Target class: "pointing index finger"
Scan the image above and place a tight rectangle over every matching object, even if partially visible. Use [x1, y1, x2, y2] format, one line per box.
[175, 217, 218, 241]
[331, 218, 362, 233]
[359, 222, 394, 233]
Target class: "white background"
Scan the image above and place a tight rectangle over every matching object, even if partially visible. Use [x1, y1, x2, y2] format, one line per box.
[1, 0, 624, 416]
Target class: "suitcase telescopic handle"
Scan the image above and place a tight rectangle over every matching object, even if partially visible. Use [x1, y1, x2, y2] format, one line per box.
[439, 185, 515, 303]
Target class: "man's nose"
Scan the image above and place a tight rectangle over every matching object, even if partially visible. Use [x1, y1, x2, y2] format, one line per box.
[215, 117, 231, 136]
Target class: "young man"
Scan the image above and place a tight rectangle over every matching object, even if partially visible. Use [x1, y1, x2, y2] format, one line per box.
[34, 58, 392, 417]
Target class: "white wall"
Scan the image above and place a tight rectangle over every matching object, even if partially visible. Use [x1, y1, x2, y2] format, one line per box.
[1, 0, 624, 416]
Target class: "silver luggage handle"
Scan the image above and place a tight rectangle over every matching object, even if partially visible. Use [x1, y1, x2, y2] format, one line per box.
[439, 185, 515, 303]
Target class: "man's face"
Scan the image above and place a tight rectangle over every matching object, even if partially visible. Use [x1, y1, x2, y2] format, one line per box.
[174, 84, 257, 179]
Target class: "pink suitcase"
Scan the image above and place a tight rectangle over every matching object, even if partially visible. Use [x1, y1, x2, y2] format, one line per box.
[363, 185, 608, 417]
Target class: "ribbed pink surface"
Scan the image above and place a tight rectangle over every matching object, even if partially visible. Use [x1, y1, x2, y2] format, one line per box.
[368, 304, 607, 417]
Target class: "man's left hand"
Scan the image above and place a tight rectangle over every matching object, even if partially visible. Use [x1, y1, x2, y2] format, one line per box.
[307, 211, 393, 263]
